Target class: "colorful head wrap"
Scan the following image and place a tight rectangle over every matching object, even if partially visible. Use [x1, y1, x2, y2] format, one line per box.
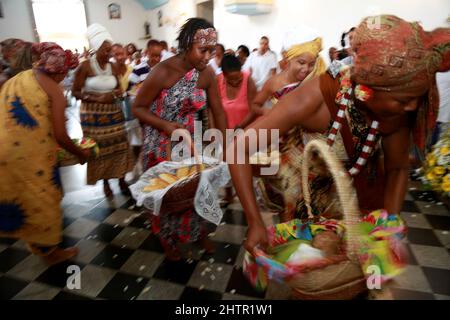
[351, 15, 450, 152]
[1, 38, 26, 62]
[193, 28, 217, 46]
[32, 42, 78, 74]
[1, 39, 35, 77]
[86, 23, 114, 51]
[281, 26, 327, 81]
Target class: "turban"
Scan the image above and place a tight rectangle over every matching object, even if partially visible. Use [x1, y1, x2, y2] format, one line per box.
[86, 23, 113, 51]
[1, 39, 36, 77]
[282, 26, 327, 80]
[32, 42, 78, 74]
[351, 15, 450, 152]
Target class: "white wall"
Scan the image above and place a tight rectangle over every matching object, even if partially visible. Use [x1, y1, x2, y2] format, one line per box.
[85, 0, 148, 49]
[0, 0, 149, 50]
[0, 0, 36, 41]
[2, 0, 449, 57]
[214, 0, 450, 62]
[146, 0, 197, 46]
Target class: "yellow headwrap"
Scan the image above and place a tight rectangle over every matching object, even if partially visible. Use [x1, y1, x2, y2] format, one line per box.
[285, 37, 326, 80]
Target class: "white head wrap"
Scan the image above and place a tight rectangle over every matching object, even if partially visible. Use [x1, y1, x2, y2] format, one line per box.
[86, 23, 113, 51]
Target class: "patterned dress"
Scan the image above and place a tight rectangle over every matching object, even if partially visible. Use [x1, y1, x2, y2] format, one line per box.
[259, 71, 381, 220]
[142, 69, 212, 250]
[80, 58, 133, 184]
[0, 70, 63, 254]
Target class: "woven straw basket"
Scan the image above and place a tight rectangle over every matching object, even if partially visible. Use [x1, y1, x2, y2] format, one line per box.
[158, 130, 204, 215]
[287, 139, 367, 300]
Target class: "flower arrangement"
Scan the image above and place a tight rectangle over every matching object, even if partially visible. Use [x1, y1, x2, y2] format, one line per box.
[57, 137, 99, 166]
[420, 128, 450, 197]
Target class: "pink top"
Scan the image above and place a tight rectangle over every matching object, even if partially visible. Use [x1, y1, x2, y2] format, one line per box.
[218, 71, 250, 128]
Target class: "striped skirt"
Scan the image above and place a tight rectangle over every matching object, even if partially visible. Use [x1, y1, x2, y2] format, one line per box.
[80, 101, 133, 185]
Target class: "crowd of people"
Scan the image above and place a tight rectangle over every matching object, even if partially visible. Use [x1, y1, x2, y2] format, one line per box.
[0, 15, 449, 268]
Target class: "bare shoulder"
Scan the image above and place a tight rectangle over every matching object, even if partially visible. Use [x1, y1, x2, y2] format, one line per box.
[197, 66, 216, 89]
[147, 61, 171, 85]
[278, 76, 329, 131]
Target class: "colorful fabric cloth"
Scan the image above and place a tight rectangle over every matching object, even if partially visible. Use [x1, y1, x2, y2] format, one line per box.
[32, 42, 78, 74]
[1, 39, 34, 77]
[243, 218, 347, 291]
[141, 68, 210, 251]
[1, 38, 26, 61]
[142, 69, 207, 169]
[151, 208, 214, 248]
[243, 210, 407, 291]
[81, 57, 133, 184]
[193, 28, 217, 46]
[271, 82, 299, 103]
[257, 30, 335, 218]
[281, 26, 327, 81]
[358, 210, 407, 281]
[0, 70, 63, 246]
[352, 15, 450, 152]
[80, 101, 133, 184]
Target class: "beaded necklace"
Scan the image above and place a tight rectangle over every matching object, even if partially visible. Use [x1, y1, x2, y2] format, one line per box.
[326, 67, 379, 176]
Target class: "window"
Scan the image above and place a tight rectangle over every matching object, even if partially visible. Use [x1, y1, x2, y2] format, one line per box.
[31, 0, 88, 52]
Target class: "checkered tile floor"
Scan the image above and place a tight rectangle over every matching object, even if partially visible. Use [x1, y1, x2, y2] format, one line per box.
[1, 180, 449, 300]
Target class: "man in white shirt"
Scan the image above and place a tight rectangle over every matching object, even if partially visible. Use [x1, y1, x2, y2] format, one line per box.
[129, 40, 162, 85]
[160, 40, 175, 62]
[208, 43, 225, 75]
[247, 36, 278, 90]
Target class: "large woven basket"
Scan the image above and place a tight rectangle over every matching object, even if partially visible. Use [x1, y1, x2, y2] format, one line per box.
[158, 130, 204, 215]
[286, 139, 367, 300]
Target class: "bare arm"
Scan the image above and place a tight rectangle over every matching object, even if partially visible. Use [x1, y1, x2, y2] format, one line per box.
[227, 77, 329, 252]
[35, 70, 88, 163]
[382, 125, 411, 214]
[71, 62, 88, 100]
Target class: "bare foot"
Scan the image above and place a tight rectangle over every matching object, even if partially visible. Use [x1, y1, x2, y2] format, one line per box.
[43, 247, 79, 266]
[199, 237, 216, 254]
[119, 178, 131, 196]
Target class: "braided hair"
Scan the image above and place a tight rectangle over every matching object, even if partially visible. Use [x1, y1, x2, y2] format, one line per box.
[176, 18, 214, 53]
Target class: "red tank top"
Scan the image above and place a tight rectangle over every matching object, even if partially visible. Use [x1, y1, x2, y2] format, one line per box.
[218, 71, 250, 128]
